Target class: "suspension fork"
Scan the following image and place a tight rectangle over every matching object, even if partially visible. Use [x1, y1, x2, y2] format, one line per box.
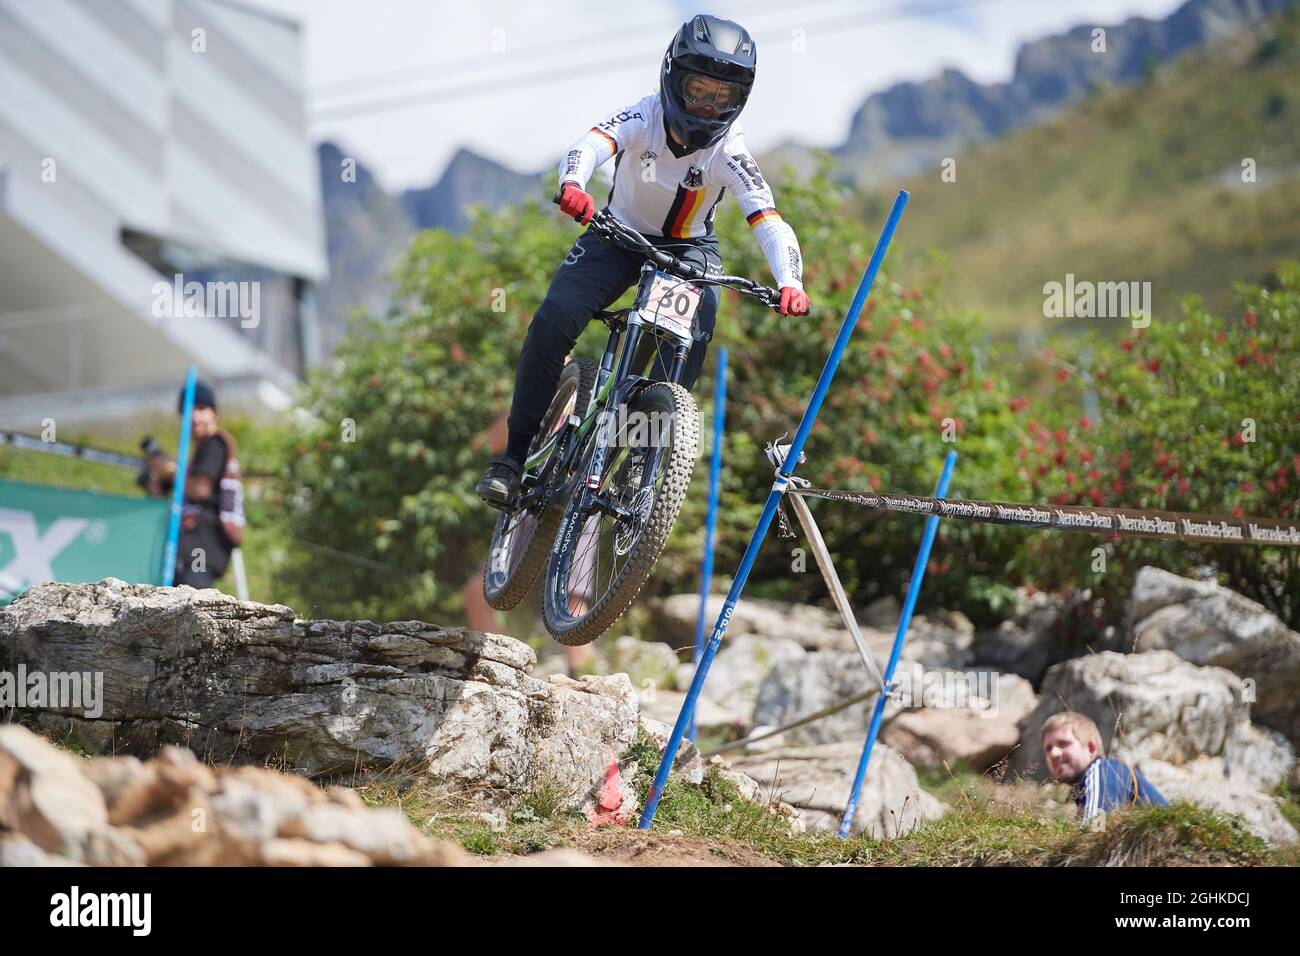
[584, 373, 632, 497]
[577, 262, 691, 517]
[582, 268, 651, 495]
[576, 357, 652, 521]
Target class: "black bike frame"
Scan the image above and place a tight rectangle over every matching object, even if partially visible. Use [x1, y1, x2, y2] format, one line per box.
[520, 259, 689, 528]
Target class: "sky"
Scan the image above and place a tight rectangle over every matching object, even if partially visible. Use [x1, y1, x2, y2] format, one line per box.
[240, 0, 1188, 192]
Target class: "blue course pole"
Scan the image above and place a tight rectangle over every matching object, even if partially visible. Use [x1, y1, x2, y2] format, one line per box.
[639, 190, 910, 829]
[162, 366, 198, 586]
[689, 347, 728, 742]
[837, 449, 956, 838]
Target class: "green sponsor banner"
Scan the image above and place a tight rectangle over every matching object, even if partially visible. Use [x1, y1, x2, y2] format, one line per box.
[0, 478, 169, 604]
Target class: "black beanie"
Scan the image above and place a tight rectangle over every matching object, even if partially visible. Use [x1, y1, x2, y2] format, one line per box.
[179, 380, 218, 413]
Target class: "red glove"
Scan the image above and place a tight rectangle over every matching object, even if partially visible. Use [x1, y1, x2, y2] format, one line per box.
[779, 286, 810, 316]
[557, 182, 595, 225]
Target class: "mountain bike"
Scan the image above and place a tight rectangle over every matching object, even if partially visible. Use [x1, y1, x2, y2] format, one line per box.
[482, 208, 780, 645]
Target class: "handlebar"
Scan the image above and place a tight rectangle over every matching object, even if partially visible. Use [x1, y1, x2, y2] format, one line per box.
[552, 195, 782, 312]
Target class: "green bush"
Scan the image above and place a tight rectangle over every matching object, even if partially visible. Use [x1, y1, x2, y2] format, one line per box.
[1018, 262, 1300, 627]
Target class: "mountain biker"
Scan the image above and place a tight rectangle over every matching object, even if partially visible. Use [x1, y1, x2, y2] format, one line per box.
[477, 13, 810, 508]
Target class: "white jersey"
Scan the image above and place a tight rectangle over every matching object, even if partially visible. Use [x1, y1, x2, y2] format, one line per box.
[557, 93, 804, 290]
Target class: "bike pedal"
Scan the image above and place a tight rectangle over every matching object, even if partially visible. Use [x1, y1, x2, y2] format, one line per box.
[479, 493, 515, 513]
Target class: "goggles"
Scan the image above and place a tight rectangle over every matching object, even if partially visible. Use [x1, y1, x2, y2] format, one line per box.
[680, 73, 745, 117]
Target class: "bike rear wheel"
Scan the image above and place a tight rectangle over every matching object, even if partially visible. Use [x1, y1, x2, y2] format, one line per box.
[483, 358, 597, 611]
[542, 381, 699, 645]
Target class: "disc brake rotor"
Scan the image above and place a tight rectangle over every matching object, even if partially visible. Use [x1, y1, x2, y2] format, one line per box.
[611, 452, 653, 555]
[615, 486, 654, 556]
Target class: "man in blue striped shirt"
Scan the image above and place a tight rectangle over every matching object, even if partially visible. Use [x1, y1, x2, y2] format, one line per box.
[1042, 711, 1168, 825]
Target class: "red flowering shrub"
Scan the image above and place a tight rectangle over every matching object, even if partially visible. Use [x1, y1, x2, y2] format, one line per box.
[1019, 263, 1300, 626]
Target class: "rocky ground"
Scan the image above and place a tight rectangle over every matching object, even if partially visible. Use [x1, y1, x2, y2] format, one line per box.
[1, 567, 1298, 866]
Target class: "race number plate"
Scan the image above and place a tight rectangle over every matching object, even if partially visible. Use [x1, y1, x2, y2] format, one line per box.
[645, 271, 703, 338]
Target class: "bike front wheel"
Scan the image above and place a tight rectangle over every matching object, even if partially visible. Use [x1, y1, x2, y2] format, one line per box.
[542, 381, 699, 645]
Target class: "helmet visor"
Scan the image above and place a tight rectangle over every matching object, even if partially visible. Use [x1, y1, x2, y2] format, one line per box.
[679, 73, 745, 118]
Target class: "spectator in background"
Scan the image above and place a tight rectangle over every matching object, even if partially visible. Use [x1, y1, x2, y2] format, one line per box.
[140, 381, 245, 588]
[1042, 711, 1168, 827]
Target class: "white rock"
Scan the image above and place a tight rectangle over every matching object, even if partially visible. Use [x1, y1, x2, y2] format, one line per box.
[0, 581, 639, 811]
[1138, 759, 1298, 847]
[1130, 566, 1300, 747]
[0, 835, 83, 866]
[730, 742, 944, 838]
[639, 688, 749, 739]
[606, 636, 681, 689]
[702, 634, 806, 719]
[0, 724, 109, 860]
[753, 651, 887, 746]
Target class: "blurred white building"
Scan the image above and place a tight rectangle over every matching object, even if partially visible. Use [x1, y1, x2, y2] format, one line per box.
[0, 0, 326, 428]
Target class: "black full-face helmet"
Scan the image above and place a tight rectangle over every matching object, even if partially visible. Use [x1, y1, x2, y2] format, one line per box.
[660, 14, 756, 152]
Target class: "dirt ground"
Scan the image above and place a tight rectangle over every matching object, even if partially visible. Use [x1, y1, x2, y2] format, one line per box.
[484, 827, 784, 867]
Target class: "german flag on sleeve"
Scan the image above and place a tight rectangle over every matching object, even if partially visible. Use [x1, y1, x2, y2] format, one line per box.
[746, 207, 781, 229]
[590, 127, 618, 156]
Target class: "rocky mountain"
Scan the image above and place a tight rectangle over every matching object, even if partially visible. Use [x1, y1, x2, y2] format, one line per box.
[828, 0, 1291, 185]
[315, 142, 416, 358]
[314, 143, 543, 355]
[400, 147, 542, 235]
